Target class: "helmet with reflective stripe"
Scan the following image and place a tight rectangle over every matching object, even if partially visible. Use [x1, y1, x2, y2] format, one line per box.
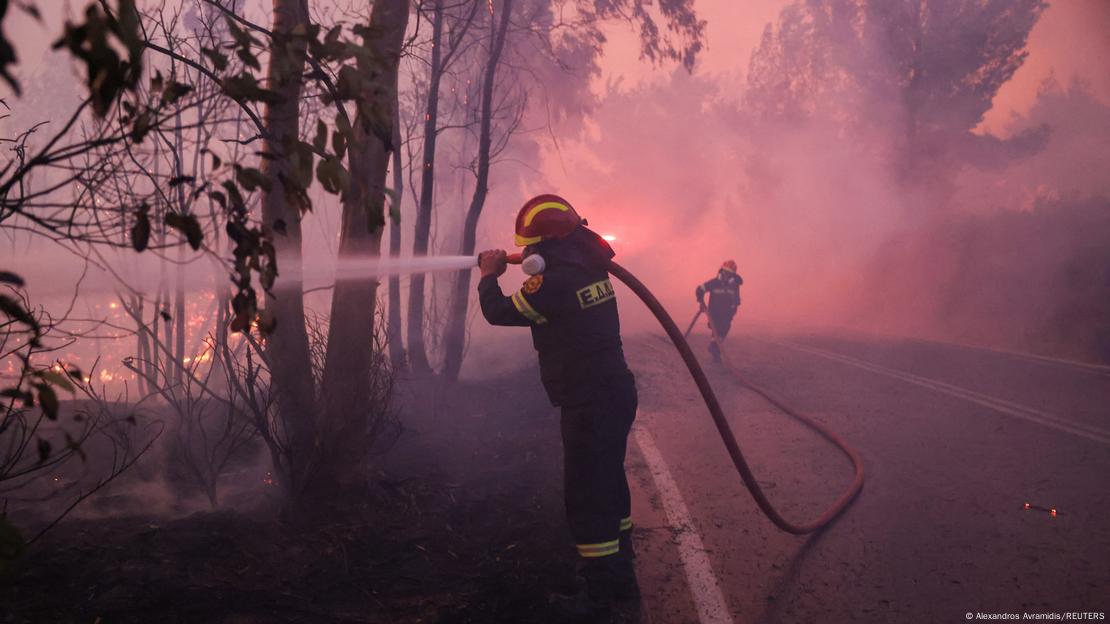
[721, 260, 738, 273]
[514, 194, 582, 247]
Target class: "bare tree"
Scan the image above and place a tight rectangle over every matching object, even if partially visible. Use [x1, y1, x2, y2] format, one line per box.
[405, 0, 480, 375]
[386, 92, 407, 371]
[440, 0, 516, 381]
[421, 0, 704, 381]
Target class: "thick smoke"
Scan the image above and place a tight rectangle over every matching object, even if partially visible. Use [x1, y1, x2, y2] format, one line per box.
[863, 79, 1110, 359]
[534, 0, 1110, 361]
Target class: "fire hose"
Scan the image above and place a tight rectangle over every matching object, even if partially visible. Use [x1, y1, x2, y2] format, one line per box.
[683, 307, 703, 339]
[501, 253, 864, 533]
[609, 262, 864, 533]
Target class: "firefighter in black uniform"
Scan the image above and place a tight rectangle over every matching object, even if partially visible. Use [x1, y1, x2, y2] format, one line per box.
[696, 260, 743, 361]
[477, 194, 639, 617]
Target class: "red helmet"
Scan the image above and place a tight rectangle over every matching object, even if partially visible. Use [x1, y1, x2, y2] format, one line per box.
[721, 260, 738, 273]
[514, 194, 581, 246]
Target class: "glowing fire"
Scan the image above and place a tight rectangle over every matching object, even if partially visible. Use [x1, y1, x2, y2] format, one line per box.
[602, 234, 617, 242]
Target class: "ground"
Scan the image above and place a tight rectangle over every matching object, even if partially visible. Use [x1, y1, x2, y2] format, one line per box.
[624, 329, 1110, 623]
[1, 365, 581, 624]
[3, 329, 1109, 623]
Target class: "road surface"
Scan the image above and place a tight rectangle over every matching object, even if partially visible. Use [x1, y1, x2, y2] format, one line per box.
[623, 330, 1110, 623]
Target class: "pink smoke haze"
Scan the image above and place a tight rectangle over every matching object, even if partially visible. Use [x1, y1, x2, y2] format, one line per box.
[3, 0, 1109, 377]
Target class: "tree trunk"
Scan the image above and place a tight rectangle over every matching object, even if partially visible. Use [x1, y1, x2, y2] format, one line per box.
[387, 91, 406, 371]
[173, 100, 188, 388]
[405, 0, 444, 375]
[173, 246, 186, 387]
[441, 0, 513, 381]
[259, 0, 317, 501]
[317, 0, 410, 492]
[132, 295, 150, 396]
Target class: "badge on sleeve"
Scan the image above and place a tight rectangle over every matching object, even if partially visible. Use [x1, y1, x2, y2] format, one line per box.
[577, 279, 615, 308]
[522, 275, 544, 294]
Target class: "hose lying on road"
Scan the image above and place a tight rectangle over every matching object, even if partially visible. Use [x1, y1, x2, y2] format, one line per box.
[609, 261, 864, 534]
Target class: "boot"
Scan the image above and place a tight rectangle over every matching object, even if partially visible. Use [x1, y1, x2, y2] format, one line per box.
[551, 573, 605, 620]
[552, 555, 640, 619]
[708, 341, 721, 362]
[611, 548, 641, 601]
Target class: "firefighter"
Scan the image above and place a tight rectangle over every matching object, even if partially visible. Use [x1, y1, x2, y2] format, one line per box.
[696, 260, 743, 361]
[477, 194, 639, 617]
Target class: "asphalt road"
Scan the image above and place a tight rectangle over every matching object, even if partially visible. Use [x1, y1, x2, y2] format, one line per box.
[623, 330, 1110, 624]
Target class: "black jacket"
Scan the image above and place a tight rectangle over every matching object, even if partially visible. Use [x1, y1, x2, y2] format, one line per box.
[479, 227, 631, 406]
[696, 270, 743, 317]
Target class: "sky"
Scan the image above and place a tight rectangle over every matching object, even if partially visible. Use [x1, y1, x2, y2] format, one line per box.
[593, 0, 1110, 133]
[6, 0, 1108, 134]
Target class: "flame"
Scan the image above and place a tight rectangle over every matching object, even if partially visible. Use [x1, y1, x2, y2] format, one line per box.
[602, 234, 617, 242]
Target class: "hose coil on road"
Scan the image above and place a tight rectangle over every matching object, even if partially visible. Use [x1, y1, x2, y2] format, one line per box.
[609, 261, 865, 535]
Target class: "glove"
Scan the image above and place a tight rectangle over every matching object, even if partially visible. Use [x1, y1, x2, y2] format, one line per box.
[478, 249, 508, 278]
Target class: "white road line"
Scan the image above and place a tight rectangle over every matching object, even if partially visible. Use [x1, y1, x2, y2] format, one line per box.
[764, 339, 1110, 447]
[900, 337, 1110, 376]
[633, 425, 734, 624]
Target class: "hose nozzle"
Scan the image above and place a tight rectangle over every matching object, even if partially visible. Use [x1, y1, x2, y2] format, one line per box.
[477, 252, 544, 275]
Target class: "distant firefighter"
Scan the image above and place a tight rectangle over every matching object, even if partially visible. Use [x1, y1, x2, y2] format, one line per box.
[696, 260, 743, 361]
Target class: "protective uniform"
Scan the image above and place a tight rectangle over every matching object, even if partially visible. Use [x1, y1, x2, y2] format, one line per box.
[696, 261, 743, 359]
[478, 197, 638, 613]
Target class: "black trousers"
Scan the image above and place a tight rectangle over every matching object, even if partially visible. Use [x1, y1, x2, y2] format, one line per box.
[708, 309, 734, 338]
[559, 372, 637, 558]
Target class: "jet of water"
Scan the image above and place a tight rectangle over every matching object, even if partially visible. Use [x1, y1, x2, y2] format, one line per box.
[72, 254, 481, 296]
[278, 255, 480, 290]
[332, 255, 478, 280]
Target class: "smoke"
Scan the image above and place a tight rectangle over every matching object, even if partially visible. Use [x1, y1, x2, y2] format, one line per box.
[525, 0, 1110, 362]
[864, 79, 1110, 359]
[535, 65, 912, 334]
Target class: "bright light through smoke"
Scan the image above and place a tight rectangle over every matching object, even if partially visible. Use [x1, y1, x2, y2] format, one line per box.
[602, 234, 617, 242]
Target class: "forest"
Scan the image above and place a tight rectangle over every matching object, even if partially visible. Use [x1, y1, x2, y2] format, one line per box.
[1, 0, 1107, 622]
